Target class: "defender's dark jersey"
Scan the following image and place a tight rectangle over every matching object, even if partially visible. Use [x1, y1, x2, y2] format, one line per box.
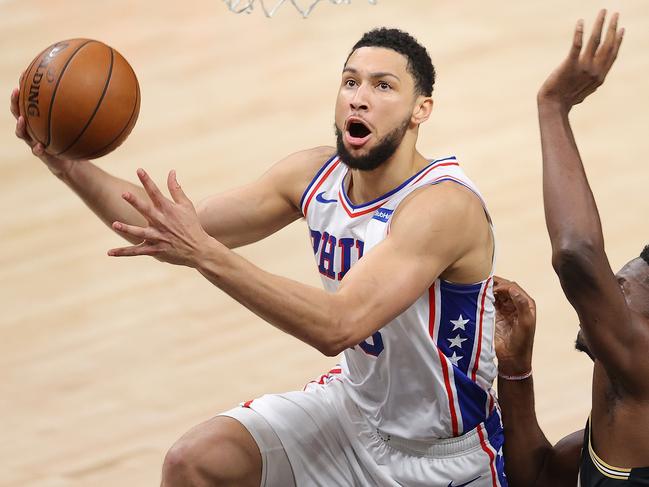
[579, 420, 649, 486]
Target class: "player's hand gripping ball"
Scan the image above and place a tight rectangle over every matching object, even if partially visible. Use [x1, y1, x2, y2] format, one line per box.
[19, 39, 140, 160]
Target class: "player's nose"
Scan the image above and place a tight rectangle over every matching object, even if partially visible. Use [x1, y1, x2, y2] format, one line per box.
[350, 83, 370, 111]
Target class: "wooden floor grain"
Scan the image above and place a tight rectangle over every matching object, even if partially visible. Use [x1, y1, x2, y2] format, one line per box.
[1, 1, 648, 485]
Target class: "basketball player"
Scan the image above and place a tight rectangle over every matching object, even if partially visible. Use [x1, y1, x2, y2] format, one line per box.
[495, 11, 649, 486]
[11, 29, 505, 486]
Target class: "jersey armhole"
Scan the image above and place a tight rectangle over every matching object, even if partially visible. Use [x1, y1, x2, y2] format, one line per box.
[300, 155, 340, 218]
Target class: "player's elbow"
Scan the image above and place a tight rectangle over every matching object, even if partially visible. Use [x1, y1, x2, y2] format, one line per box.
[318, 342, 344, 357]
[551, 241, 599, 286]
[317, 315, 357, 357]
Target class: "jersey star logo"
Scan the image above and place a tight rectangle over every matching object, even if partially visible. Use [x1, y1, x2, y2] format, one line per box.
[448, 334, 468, 349]
[450, 314, 469, 331]
[449, 351, 463, 366]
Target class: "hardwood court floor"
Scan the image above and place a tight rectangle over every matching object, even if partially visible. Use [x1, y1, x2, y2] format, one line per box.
[1, 1, 648, 485]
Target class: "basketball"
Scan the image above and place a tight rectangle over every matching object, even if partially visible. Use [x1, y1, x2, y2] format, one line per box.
[18, 39, 140, 160]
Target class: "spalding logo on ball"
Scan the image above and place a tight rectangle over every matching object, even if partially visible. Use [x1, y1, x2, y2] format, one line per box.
[19, 39, 140, 160]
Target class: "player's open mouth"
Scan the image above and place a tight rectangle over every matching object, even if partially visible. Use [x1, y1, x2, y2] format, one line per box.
[345, 118, 372, 148]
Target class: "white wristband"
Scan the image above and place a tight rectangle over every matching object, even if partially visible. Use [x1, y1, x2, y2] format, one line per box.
[498, 370, 532, 381]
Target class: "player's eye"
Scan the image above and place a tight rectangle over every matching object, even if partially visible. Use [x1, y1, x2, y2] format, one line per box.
[344, 79, 357, 88]
[377, 81, 391, 90]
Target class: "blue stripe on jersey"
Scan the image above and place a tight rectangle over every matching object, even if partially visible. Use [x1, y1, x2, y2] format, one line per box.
[340, 156, 457, 210]
[438, 280, 489, 432]
[454, 373, 488, 433]
[299, 153, 339, 211]
[485, 411, 508, 486]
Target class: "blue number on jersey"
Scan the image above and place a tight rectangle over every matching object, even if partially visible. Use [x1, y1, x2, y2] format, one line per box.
[358, 331, 384, 356]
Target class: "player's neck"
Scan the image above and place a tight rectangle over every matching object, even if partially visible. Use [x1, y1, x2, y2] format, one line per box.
[346, 144, 428, 205]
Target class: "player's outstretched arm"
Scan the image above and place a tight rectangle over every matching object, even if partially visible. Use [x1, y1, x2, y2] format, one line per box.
[12, 82, 328, 247]
[107, 179, 489, 356]
[11, 86, 150, 243]
[537, 11, 647, 390]
[494, 277, 581, 487]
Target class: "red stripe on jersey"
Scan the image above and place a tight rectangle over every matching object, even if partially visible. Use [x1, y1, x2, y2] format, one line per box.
[471, 277, 491, 382]
[243, 400, 253, 408]
[478, 424, 499, 486]
[302, 159, 341, 217]
[429, 284, 459, 436]
[428, 285, 436, 339]
[338, 190, 387, 218]
[438, 348, 459, 436]
[411, 162, 460, 185]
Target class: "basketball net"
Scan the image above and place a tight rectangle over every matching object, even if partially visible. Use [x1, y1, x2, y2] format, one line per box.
[222, 0, 376, 18]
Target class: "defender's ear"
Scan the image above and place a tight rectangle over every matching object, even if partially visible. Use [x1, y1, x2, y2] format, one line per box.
[412, 97, 433, 125]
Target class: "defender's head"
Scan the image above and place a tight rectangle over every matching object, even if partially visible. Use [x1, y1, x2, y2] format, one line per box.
[576, 245, 649, 360]
[335, 28, 435, 171]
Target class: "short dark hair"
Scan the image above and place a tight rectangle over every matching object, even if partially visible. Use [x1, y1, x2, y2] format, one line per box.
[347, 27, 435, 97]
[641, 245, 649, 265]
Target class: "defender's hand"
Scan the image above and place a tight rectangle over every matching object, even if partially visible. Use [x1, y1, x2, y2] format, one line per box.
[10, 86, 76, 178]
[108, 169, 214, 267]
[538, 9, 624, 110]
[494, 276, 536, 376]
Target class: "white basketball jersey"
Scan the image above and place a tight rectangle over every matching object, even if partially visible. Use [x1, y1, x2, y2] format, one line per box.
[300, 155, 497, 441]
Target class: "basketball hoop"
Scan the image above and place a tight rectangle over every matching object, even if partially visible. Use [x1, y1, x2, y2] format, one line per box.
[222, 0, 376, 18]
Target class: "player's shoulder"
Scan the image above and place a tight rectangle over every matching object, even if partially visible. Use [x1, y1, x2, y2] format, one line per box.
[395, 180, 484, 224]
[267, 146, 336, 181]
[281, 145, 336, 169]
[264, 146, 336, 206]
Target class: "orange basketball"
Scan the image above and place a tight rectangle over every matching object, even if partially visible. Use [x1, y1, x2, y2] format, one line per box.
[19, 39, 140, 160]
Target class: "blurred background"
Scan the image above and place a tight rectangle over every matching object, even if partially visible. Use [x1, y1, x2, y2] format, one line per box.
[1, 1, 647, 485]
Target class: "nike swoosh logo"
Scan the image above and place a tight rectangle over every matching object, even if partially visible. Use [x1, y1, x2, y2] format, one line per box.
[448, 475, 481, 487]
[315, 191, 337, 204]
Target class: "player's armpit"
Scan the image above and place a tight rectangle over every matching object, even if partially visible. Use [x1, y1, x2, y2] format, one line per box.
[535, 430, 582, 487]
[330, 182, 491, 353]
[196, 146, 335, 248]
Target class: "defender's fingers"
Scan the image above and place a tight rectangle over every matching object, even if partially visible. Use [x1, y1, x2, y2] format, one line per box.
[493, 275, 510, 286]
[493, 275, 512, 292]
[10, 88, 20, 119]
[584, 9, 607, 59]
[137, 168, 168, 208]
[510, 286, 536, 316]
[602, 12, 619, 51]
[569, 19, 584, 60]
[604, 28, 625, 73]
[167, 170, 191, 205]
[112, 221, 158, 241]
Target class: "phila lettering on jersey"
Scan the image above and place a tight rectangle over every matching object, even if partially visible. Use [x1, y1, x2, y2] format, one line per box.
[300, 155, 498, 441]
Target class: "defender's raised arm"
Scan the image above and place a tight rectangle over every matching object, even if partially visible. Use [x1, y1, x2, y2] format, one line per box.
[536, 11, 647, 387]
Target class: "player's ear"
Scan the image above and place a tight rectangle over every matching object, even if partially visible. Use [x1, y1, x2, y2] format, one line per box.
[412, 97, 433, 125]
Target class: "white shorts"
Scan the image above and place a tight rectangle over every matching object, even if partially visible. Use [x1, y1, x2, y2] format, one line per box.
[221, 378, 507, 487]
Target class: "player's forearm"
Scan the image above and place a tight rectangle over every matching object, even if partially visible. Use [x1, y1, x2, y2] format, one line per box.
[195, 242, 353, 356]
[498, 376, 553, 487]
[538, 101, 605, 259]
[60, 160, 149, 243]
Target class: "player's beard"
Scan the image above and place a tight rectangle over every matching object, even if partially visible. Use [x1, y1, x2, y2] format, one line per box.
[335, 117, 410, 171]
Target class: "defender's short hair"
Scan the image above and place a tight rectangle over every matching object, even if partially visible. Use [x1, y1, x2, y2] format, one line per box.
[641, 245, 649, 266]
[347, 28, 435, 97]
